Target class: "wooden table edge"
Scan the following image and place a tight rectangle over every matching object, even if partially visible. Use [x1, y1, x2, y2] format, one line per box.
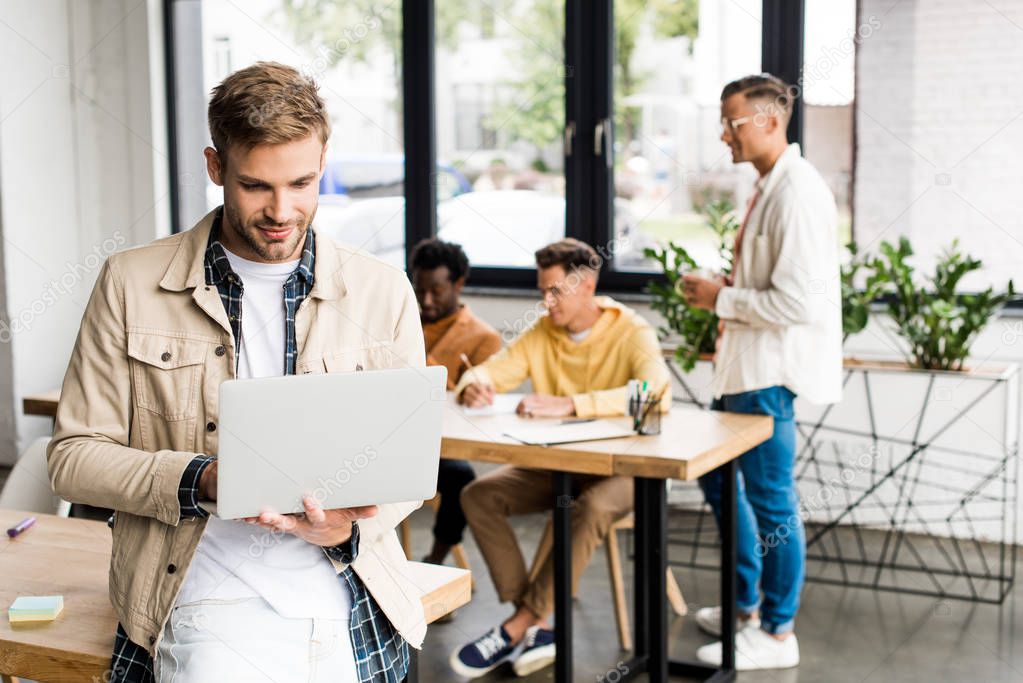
[612, 414, 774, 481]
[441, 437, 615, 476]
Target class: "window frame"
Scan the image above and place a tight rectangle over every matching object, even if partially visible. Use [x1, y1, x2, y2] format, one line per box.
[416, 0, 808, 294]
[164, 0, 806, 296]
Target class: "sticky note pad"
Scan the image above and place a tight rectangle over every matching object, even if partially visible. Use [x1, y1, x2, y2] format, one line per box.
[8, 596, 64, 623]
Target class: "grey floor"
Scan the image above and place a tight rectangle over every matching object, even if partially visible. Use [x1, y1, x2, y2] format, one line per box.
[3, 464, 1020, 682]
[408, 503, 1022, 683]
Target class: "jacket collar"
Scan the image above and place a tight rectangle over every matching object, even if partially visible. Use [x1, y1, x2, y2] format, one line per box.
[160, 207, 344, 300]
[756, 142, 801, 201]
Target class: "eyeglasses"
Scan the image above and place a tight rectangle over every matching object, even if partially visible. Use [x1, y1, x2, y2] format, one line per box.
[720, 115, 753, 133]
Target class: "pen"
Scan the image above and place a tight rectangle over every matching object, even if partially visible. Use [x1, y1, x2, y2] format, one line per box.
[560, 418, 596, 425]
[7, 516, 36, 538]
[459, 353, 474, 371]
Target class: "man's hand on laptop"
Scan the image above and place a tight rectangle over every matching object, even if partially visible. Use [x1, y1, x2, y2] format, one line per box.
[246, 496, 378, 547]
[516, 394, 575, 418]
[460, 382, 495, 407]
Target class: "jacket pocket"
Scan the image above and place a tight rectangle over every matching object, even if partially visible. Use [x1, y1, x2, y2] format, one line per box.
[127, 331, 207, 420]
[295, 357, 327, 374]
[322, 343, 397, 373]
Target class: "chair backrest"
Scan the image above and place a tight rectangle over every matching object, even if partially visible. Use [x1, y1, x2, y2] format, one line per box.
[0, 437, 70, 516]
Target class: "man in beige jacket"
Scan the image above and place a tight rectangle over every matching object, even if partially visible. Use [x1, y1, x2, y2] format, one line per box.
[48, 62, 425, 682]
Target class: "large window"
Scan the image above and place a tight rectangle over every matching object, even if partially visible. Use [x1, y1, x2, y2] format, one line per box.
[803, 0, 855, 248]
[434, 0, 566, 270]
[169, 1, 814, 291]
[612, 0, 761, 272]
[174, 0, 407, 266]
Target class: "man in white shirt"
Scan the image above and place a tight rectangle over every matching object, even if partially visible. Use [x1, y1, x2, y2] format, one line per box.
[681, 73, 843, 671]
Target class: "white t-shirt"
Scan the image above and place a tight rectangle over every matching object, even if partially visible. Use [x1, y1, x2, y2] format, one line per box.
[176, 248, 355, 634]
[568, 327, 592, 343]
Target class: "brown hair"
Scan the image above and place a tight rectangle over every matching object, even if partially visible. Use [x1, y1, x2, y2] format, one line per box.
[207, 61, 331, 164]
[535, 238, 602, 273]
[720, 73, 794, 122]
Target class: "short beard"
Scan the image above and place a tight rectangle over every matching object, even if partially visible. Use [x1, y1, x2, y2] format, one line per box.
[224, 204, 312, 262]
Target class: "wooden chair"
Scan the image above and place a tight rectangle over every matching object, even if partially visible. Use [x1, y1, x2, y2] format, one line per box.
[529, 513, 687, 651]
[400, 494, 473, 578]
[0, 437, 70, 517]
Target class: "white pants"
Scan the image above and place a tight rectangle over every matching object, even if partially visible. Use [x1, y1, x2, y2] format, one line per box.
[155, 597, 359, 682]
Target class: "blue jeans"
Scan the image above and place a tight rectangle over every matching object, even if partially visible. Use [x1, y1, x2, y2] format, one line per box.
[699, 385, 803, 635]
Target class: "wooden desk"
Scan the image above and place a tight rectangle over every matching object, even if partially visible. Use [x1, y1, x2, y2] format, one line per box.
[442, 395, 773, 682]
[22, 390, 772, 681]
[26, 388, 770, 479]
[0, 510, 471, 683]
[441, 396, 770, 481]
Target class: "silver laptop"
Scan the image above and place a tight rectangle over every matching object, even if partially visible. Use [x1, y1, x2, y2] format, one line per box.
[209, 365, 447, 519]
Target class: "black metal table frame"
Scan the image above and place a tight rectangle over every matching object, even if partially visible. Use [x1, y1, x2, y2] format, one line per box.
[408, 459, 739, 683]
[552, 463, 739, 683]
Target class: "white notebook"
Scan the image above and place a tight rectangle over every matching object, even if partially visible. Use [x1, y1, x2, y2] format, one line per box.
[461, 392, 526, 416]
[503, 419, 634, 446]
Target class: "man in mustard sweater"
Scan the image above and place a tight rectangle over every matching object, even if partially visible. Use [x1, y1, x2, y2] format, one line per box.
[449, 239, 671, 678]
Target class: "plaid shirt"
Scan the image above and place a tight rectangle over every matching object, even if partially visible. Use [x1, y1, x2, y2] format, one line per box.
[109, 214, 409, 682]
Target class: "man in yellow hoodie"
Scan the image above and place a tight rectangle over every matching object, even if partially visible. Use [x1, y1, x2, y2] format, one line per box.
[449, 238, 671, 678]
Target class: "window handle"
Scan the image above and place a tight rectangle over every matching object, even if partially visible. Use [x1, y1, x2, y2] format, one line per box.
[594, 117, 612, 167]
[564, 121, 576, 157]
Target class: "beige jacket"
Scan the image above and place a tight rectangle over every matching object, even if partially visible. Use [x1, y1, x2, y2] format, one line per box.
[47, 209, 429, 656]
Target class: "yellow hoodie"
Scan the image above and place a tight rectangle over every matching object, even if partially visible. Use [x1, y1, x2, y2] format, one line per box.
[454, 296, 671, 418]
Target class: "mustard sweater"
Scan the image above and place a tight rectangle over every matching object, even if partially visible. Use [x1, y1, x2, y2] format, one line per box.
[454, 296, 671, 418]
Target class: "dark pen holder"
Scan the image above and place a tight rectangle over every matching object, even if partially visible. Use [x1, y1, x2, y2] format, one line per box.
[632, 395, 662, 435]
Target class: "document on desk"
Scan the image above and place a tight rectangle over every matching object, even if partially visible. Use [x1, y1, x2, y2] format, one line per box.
[503, 419, 634, 446]
[462, 392, 525, 416]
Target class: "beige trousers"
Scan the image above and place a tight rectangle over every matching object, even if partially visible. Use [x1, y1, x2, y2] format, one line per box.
[460, 465, 633, 619]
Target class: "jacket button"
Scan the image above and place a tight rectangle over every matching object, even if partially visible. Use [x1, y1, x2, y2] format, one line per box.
[161, 352, 172, 362]
[206, 422, 216, 432]
[167, 563, 177, 574]
[148, 636, 156, 645]
[215, 345, 226, 356]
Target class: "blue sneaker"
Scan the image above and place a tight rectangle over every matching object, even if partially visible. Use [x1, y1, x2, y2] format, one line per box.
[450, 626, 519, 678]
[511, 626, 556, 677]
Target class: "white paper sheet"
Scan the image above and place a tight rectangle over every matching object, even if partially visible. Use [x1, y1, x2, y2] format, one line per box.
[461, 392, 526, 416]
[502, 419, 635, 446]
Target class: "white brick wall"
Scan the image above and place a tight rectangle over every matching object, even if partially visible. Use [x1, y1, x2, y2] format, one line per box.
[855, 0, 1023, 291]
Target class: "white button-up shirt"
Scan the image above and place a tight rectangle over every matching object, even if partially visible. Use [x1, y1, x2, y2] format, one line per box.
[713, 143, 844, 405]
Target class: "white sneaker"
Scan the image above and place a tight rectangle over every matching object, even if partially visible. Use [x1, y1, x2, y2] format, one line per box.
[696, 628, 799, 671]
[694, 605, 761, 637]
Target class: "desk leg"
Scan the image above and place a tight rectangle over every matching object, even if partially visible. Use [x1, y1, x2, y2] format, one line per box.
[621, 467, 737, 683]
[553, 471, 573, 683]
[720, 459, 737, 672]
[645, 478, 669, 682]
[632, 477, 650, 661]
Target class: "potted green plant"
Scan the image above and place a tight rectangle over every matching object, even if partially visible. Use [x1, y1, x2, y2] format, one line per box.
[841, 241, 886, 339]
[865, 237, 1016, 371]
[643, 199, 738, 371]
